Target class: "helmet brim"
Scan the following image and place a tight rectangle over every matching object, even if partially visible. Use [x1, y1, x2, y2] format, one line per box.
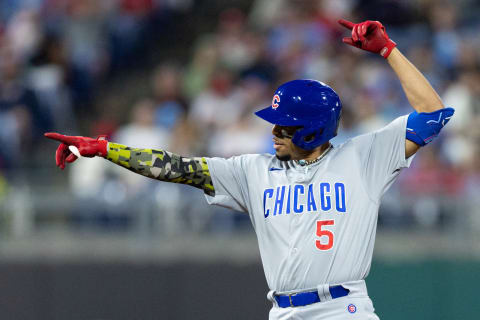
[254, 106, 305, 126]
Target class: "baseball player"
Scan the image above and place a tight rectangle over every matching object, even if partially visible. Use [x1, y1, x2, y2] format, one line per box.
[45, 19, 454, 319]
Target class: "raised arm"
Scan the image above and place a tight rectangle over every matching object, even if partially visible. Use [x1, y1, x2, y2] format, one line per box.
[338, 19, 453, 158]
[44, 133, 215, 196]
[386, 48, 444, 113]
[386, 48, 447, 157]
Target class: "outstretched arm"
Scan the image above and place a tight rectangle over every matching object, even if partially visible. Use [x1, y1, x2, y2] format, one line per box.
[338, 19, 452, 158]
[107, 142, 214, 196]
[44, 133, 215, 196]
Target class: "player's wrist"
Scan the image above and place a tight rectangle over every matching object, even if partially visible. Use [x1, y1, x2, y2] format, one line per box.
[96, 136, 108, 158]
[380, 39, 396, 59]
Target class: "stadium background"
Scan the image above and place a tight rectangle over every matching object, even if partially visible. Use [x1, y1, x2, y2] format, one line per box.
[0, 0, 479, 319]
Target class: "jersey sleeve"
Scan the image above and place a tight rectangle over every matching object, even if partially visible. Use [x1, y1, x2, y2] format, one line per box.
[353, 115, 415, 201]
[204, 156, 250, 213]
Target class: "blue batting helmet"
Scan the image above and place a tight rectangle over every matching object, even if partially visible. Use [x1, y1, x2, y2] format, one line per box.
[255, 79, 342, 150]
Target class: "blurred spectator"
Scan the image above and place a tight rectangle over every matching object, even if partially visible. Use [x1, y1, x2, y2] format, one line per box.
[108, 0, 154, 71]
[0, 41, 45, 170]
[151, 62, 188, 130]
[62, 1, 110, 107]
[112, 98, 172, 191]
[182, 36, 218, 99]
[442, 70, 480, 166]
[5, 9, 41, 60]
[28, 35, 76, 133]
[429, 2, 461, 72]
[188, 68, 245, 137]
[208, 75, 272, 156]
[216, 8, 256, 72]
[398, 145, 465, 227]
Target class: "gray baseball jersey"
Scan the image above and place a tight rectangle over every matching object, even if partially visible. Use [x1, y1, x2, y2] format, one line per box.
[205, 115, 414, 292]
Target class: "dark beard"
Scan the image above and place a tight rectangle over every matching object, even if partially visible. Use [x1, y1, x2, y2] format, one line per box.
[275, 154, 291, 161]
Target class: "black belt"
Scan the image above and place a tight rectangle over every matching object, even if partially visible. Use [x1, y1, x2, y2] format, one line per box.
[274, 285, 349, 308]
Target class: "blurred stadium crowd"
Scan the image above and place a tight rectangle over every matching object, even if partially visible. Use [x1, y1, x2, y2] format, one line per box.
[0, 0, 479, 236]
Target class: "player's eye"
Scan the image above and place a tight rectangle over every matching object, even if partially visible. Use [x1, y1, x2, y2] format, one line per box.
[280, 129, 294, 139]
[273, 125, 300, 139]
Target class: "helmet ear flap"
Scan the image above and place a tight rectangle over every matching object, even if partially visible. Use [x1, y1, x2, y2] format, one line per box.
[304, 134, 315, 143]
[292, 126, 326, 150]
[303, 128, 324, 143]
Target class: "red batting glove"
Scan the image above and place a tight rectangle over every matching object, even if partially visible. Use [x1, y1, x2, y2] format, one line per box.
[338, 19, 396, 58]
[44, 132, 108, 170]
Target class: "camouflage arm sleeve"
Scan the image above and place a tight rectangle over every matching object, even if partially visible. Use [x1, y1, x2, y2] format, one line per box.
[106, 142, 215, 196]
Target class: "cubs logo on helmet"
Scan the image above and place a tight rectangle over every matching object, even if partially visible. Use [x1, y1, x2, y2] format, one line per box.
[255, 79, 342, 150]
[272, 95, 280, 110]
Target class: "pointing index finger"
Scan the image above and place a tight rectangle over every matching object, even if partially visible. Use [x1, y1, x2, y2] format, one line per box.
[338, 19, 355, 30]
[44, 132, 77, 145]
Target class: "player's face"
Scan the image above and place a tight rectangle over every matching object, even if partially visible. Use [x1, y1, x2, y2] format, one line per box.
[272, 125, 304, 161]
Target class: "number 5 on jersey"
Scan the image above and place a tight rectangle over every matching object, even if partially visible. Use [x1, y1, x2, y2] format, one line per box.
[315, 220, 335, 250]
